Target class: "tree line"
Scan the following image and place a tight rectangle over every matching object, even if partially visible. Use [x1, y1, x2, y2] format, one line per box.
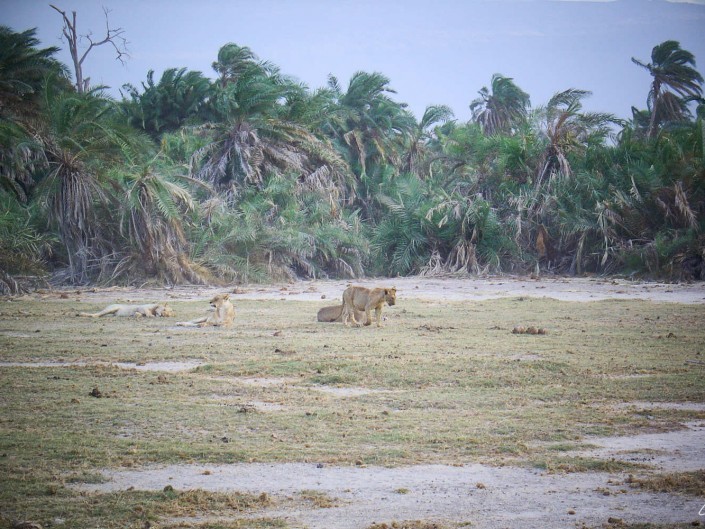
[1, 24, 704, 293]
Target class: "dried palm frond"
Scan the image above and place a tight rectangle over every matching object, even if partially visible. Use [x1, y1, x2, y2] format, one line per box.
[674, 181, 697, 229]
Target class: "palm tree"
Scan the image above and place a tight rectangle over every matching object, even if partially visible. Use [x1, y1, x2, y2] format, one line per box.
[0, 191, 53, 294]
[32, 82, 143, 283]
[403, 104, 454, 178]
[0, 27, 68, 202]
[325, 71, 416, 178]
[371, 174, 434, 275]
[121, 68, 211, 138]
[192, 44, 353, 203]
[211, 42, 262, 86]
[534, 88, 617, 190]
[632, 40, 704, 138]
[470, 74, 530, 136]
[192, 174, 366, 281]
[0, 26, 67, 119]
[114, 158, 206, 284]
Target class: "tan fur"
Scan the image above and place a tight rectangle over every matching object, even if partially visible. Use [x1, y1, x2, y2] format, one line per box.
[176, 293, 235, 328]
[341, 285, 396, 327]
[317, 304, 365, 323]
[79, 303, 174, 318]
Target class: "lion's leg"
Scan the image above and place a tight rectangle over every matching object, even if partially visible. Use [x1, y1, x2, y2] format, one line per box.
[340, 300, 349, 326]
[375, 306, 383, 327]
[351, 303, 364, 327]
[176, 317, 208, 327]
[364, 307, 372, 326]
[342, 303, 353, 326]
[82, 306, 120, 318]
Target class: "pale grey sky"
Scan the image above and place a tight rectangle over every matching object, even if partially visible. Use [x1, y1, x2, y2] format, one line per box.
[2, 0, 704, 121]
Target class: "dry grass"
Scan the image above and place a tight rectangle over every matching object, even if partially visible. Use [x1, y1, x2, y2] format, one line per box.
[367, 522, 458, 529]
[1, 293, 704, 527]
[627, 470, 705, 496]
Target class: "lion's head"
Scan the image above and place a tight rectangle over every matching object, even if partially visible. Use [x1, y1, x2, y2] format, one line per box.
[155, 304, 175, 317]
[209, 293, 230, 309]
[384, 287, 397, 306]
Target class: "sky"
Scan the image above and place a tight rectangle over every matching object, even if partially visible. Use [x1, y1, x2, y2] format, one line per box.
[2, 0, 704, 122]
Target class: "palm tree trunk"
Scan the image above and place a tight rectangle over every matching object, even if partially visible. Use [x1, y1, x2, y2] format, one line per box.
[647, 79, 662, 139]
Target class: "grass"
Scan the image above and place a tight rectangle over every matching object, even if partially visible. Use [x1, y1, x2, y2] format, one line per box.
[0, 292, 704, 527]
[627, 470, 705, 496]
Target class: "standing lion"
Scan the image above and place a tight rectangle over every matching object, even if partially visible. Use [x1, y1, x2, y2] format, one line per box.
[175, 293, 235, 328]
[341, 285, 396, 327]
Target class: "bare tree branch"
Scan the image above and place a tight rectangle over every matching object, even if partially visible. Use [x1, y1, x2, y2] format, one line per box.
[50, 4, 129, 93]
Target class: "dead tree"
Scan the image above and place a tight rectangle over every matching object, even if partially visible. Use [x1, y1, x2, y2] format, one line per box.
[49, 4, 129, 93]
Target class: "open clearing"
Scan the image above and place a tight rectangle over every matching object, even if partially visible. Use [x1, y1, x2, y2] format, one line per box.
[1, 275, 704, 528]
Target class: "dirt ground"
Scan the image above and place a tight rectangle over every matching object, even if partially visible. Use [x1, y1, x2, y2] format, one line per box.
[48, 275, 703, 528]
[60, 274, 705, 305]
[5, 275, 705, 528]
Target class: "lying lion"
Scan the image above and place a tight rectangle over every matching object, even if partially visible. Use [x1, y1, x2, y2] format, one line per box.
[341, 285, 396, 327]
[317, 304, 365, 323]
[176, 293, 235, 328]
[79, 303, 174, 318]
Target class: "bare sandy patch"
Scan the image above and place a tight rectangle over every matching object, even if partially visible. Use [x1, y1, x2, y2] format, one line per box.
[0, 331, 34, 338]
[234, 376, 298, 387]
[0, 360, 205, 372]
[507, 352, 544, 361]
[72, 420, 705, 528]
[209, 395, 286, 412]
[613, 401, 705, 412]
[598, 373, 656, 380]
[75, 460, 703, 529]
[573, 421, 705, 472]
[306, 386, 395, 397]
[112, 361, 205, 372]
[42, 275, 705, 305]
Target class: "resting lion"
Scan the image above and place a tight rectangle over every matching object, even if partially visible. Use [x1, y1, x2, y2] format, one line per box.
[317, 304, 364, 323]
[176, 293, 235, 328]
[79, 303, 174, 318]
[341, 285, 396, 327]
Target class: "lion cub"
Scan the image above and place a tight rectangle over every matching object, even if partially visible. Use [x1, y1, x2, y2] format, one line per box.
[79, 303, 174, 318]
[341, 285, 396, 327]
[176, 293, 235, 328]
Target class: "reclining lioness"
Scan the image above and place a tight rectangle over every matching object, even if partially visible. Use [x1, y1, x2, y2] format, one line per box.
[79, 303, 174, 318]
[176, 293, 235, 328]
[317, 304, 365, 323]
[341, 285, 396, 327]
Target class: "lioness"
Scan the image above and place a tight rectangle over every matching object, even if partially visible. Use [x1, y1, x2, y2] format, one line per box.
[341, 285, 396, 327]
[317, 304, 365, 323]
[79, 303, 174, 318]
[175, 293, 235, 328]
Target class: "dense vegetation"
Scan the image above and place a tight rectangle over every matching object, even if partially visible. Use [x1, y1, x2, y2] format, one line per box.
[1, 25, 704, 293]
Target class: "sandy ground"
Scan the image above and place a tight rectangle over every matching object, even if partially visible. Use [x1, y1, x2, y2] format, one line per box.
[30, 276, 705, 527]
[79, 422, 705, 528]
[42, 274, 705, 305]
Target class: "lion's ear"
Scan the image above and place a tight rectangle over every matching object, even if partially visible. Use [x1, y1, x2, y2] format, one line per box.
[222, 293, 230, 300]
